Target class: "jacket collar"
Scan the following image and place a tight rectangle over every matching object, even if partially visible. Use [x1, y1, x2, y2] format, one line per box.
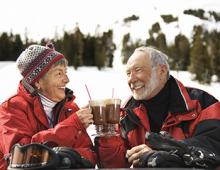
[125, 75, 194, 115]
[168, 76, 191, 114]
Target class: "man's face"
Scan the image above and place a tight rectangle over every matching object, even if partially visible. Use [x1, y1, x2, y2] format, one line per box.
[126, 51, 161, 100]
[36, 64, 69, 102]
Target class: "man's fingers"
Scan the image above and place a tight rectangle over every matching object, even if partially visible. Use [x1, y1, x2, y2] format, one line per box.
[127, 144, 148, 157]
[126, 144, 152, 163]
[128, 152, 140, 163]
[132, 158, 140, 166]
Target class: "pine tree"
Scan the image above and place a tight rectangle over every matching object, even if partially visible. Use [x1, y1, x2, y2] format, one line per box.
[11, 34, 23, 61]
[72, 27, 84, 69]
[189, 26, 211, 84]
[83, 35, 95, 66]
[121, 33, 133, 64]
[206, 30, 220, 81]
[171, 34, 190, 70]
[0, 32, 11, 61]
[94, 37, 105, 70]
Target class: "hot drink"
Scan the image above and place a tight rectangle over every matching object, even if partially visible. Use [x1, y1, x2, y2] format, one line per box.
[105, 99, 121, 124]
[90, 105, 106, 125]
[89, 100, 106, 125]
[89, 98, 121, 136]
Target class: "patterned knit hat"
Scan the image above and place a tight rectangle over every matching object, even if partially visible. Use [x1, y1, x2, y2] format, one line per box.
[16, 44, 64, 85]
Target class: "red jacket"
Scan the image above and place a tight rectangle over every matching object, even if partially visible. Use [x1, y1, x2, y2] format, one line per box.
[96, 76, 220, 168]
[0, 82, 96, 170]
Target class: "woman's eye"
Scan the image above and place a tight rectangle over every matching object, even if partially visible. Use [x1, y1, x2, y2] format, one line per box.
[56, 72, 62, 76]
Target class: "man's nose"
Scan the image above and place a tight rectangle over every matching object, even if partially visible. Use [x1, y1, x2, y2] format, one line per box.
[128, 72, 136, 83]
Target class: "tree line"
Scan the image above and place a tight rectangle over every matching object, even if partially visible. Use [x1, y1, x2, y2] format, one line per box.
[0, 8, 220, 83]
[122, 22, 220, 84]
[0, 27, 115, 70]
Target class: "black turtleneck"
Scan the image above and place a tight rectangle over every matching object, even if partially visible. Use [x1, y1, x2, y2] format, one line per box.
[141, 78, 171, 133]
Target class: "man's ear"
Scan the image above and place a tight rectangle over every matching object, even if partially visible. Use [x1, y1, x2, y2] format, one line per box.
[158, 64, 168, 76]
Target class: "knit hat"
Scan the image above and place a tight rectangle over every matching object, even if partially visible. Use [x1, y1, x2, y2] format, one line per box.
[16, 44, 64, 85]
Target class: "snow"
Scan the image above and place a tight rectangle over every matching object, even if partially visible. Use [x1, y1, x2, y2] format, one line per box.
[0, 61, 219, 107]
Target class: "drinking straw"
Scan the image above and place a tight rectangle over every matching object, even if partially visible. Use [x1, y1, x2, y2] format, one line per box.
[112, 88, 114, 98]
[85, 84, 92, 100]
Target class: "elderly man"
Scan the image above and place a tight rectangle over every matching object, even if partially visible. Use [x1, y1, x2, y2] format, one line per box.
[95, 46, 220, 168]
[0, 44, 96, 169]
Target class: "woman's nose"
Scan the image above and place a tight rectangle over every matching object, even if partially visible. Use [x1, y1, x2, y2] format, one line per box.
[63, 74, 69, 83]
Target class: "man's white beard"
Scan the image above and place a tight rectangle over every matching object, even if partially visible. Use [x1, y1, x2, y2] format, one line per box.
[133, 69, 160, 100]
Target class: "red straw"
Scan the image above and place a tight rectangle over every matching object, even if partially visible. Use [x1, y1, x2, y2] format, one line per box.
[85, 84, 92, 100]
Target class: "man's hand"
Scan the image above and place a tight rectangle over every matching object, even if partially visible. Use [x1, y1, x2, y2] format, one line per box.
[126, 144, 152, 166]
[76, 108, 93, 128]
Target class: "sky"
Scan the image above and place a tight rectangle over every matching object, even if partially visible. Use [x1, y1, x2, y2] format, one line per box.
[1, 0, 220, 44]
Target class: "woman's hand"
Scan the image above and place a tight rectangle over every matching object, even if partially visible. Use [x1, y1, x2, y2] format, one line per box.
[76, 107, 93, 128]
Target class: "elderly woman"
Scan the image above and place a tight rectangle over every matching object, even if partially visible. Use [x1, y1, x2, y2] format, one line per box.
[0, 44, 96, 169]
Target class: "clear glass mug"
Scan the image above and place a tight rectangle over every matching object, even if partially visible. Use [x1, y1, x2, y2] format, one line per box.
[89, 99, 106, 136]
[89, 98, 121, 136]
[105, 98, 121, 136]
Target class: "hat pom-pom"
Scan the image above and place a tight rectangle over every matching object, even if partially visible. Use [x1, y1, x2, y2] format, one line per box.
[46, 42, 55, 50]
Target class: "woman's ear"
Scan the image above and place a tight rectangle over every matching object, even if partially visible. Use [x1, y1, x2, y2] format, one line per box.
[34, 81, 41, 90]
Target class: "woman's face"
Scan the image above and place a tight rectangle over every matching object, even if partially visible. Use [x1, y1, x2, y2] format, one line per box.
[36, 64, 69, 102]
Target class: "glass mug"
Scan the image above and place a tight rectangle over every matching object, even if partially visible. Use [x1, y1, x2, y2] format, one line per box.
[89, 98, 121, 136]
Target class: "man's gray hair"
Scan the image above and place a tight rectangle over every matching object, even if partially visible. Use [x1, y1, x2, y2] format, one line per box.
[135, 46, 170, 71]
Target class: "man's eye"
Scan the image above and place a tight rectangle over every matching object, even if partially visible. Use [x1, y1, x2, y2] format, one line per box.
[126, 72, 131, 76]
[136, 68, 142, 72]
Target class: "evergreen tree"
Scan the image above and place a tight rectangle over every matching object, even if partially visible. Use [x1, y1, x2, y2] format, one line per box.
[171, 34, 190, 70]
[102, 30, 116, 67]
[94, 37, 105, 70]
[62, 32, 74, 67]
[0, 32, 11, 61]
[11, 34, 23, 60]
[72, 27, 84, 69]
[54, 39, 63, 53]
[189, 26, 211, 84]
[161, 14, 178, 24]
[83, 35, 95, 66]
[156, 33, 168, 54]
[146, 23, 168, 57]
[146, 22, 161, 47]
[121, 33, 137, 64]
[206, 30, 220, 81]
[121, 33, 132, 64]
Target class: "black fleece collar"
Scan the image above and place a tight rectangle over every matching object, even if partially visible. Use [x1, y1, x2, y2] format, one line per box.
[168, 76, 189, 114]
[125, 75, 189, 115]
